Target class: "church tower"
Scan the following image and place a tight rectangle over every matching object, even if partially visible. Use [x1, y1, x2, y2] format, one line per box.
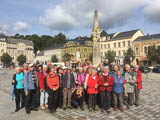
[92, 10, 101, 66]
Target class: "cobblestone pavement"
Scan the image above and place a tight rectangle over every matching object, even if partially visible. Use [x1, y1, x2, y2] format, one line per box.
[0, 68, 160, 120]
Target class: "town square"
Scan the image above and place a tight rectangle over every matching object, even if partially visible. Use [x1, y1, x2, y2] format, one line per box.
[0, 0, 160, 120]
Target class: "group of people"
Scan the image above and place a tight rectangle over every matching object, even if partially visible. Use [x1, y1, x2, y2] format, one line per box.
[12, 59, 142, 114]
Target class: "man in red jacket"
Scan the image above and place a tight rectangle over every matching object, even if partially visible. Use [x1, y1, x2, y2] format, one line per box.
[99, 66, 114, 113]
[87, 68, 99, 111]
[132, 65, 142, 106]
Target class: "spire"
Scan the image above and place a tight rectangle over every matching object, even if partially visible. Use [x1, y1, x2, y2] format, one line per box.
[93, 10, 99, 30]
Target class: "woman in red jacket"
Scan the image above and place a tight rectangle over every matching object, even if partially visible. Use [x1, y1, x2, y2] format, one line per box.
[98, 66, 114, 112]
[47, 65, 59, 113]
[87, 68, 99, 111]
[132, 65, 142, 106]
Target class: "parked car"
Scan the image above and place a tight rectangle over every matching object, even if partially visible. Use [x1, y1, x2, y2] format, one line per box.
[153, 66, 160, 73]
[139, 66, 150, 73]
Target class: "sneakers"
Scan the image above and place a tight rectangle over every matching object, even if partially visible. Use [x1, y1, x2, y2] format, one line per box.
[45, 104, 48, 109]
[31, 108, 39, 111]
[26, 110, 31, 114]
[80, 107, 84, 111]
[113, 106, 118, 111]
[40, 106, 46, 110]
[15, 108, 19, 112]
[120, 107, 124, 112]
[63, 107, 67, 111]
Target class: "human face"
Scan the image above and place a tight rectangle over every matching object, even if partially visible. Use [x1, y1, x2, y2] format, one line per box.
[104, 68, 109, 74]
[114, 66, 118, 72]
[38, 66, 42, 71]
[16, 69, 20, 74]
[89, 71, 92, 75]
[92, 71, 96, 76]
[29, 66, 34, 71]
[79, 69, 83, 73]
[59, 68, 63, 73]
[68, 69, 71, 73]
[43, 67, 47, 73]
[24, 65, 28, 70]
[72, 67, 76, 72]
[125, 66, 130, 72]
[50, 67, 55, 73]
[134, 65, 139, 71]
[116, 71, 121, 76]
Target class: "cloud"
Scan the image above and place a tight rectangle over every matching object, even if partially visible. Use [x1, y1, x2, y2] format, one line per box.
[13, 21, 30, 32]
[143, 0, 160, 24]
[0, 24, 9, 34]
[40, 0, 147, 31]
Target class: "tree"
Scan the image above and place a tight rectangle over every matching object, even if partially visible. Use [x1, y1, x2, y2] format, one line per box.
[1, 53, 12, 67]
[146, 45, 160, 63]
[51, 55, 58, 62]
[105, 50, 116, 63]
[17, 54, 26, 65]
[89, 53, 93, 62]
[63, 53, 72, 61]
[124, 48, 135, 64]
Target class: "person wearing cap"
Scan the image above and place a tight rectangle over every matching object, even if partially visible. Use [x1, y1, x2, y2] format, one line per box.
[12, 67, 25, 112]
[72, 66, 78, 84]
[98, 66, 114, 113]
[47, 65, 59, 113]
[23, 64, 39, 114]
[63, 67, 75, 110]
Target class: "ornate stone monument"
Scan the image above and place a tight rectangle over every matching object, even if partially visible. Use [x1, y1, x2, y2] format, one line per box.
[92, 10, 101, 66]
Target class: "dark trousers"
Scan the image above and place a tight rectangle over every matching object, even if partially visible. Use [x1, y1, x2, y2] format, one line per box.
[100, 91, 111, 110]
[58, 87, 63, 108]
[71, 97, 83, 108]
[113, 92, 123, 108]
[134, 85, 140, 105]
[15, 89, 25, 109]
[48, 89, 58, 111]
[128, 93, 134, 106]
[88, 94, 97, 110]
[25, 89, 37, 112]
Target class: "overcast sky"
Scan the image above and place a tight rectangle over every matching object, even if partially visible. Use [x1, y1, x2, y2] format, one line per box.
[0, 0, 160, 38]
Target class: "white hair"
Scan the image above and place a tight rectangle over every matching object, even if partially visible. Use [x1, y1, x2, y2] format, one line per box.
[15, 67, 21, 71]
[125, 64, 130, 68]
[104, 66, 109, 70]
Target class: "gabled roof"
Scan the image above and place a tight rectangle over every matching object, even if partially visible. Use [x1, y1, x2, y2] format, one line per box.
[45, 44, 64, 51]
[134, 33, 160, 42]
[113, 29, 140, 39]
[36, 51, 44, 56]
[7, 38, 33, 45]
[100, 30, 108, 37]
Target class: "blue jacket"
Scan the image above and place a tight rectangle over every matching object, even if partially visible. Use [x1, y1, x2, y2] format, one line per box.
[23, 70, 39, 92]
[113, 75, 124, 94]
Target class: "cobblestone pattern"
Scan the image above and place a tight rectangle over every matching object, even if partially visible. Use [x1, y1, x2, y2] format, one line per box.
[0, 69, 160, 120]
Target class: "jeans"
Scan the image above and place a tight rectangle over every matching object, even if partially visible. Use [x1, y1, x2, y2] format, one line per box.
[71, 97, 83, 108]
[15, 89, 25, 109]
[40, 90, 49, 106]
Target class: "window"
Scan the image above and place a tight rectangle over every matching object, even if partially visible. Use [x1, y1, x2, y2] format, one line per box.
[108, 44, 110, 48]
[128, 41, 130, 46]
[118, 51, 121, 56]
[144, 47, 148, 53]
[123, 41, 125, 47]
[136, 47, 138, 54]
[101, 45, 103, 49]
[114, 43, 116, 48]
[104, 44, 106, 49]
[118, 42, 121, 47]
[123, 50, 125, 56]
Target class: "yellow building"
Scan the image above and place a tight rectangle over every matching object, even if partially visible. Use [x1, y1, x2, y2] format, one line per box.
[99, 29, 144, 65]
[133, 34, 160, 66]
[61, 36, 93, 63]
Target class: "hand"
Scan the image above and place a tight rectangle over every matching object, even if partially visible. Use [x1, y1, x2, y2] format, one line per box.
[71, 88, 74, 90]
[12, 80, 15, 83]
[95, 84, 98, 88]
[25, 91, 28, 96]
[21, 80, 24, 84]
[104, 83, 108, 86]
[126, 80, 129, 83]
[64, 88, 66, 91]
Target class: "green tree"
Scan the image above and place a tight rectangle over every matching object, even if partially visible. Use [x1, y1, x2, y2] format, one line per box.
[17, 54, 26, 65]
[124, 48, 135, 64]
[146, 45, 160, 63]
[63, 53, 72, 61]
[51, 55, 58, 62]
[1, 53, 12, 67]
[89, 53, 93, 62]
[105, 50, 116, 63]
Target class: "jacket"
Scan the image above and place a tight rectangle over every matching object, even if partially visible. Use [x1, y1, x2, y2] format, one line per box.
[36, 71, 45, 90]
[63, 72, 75, 89]
[47, 72, 59, 90]
[113, 75, 125, 94]
[87, 75, 99, 94]
[77, 72, 86, 85]
[98, 73, 114, 92]
[132, 70, 142, 90]
[23, 71, 39, 92]
[123, 71, 136, 93]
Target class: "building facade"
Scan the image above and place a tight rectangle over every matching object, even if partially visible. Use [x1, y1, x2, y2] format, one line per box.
[61, 36, 93, 63]
[133, 34, 160, 66]
[0, 35, 34, 65]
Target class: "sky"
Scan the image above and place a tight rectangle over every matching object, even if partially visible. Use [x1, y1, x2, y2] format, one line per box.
[0, 0, 160, 39]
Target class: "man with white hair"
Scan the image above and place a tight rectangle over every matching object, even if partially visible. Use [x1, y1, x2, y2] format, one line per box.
[132, 65, 142, 106]
[98, 66, 114, 113]
[123, 64, 136, 109]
